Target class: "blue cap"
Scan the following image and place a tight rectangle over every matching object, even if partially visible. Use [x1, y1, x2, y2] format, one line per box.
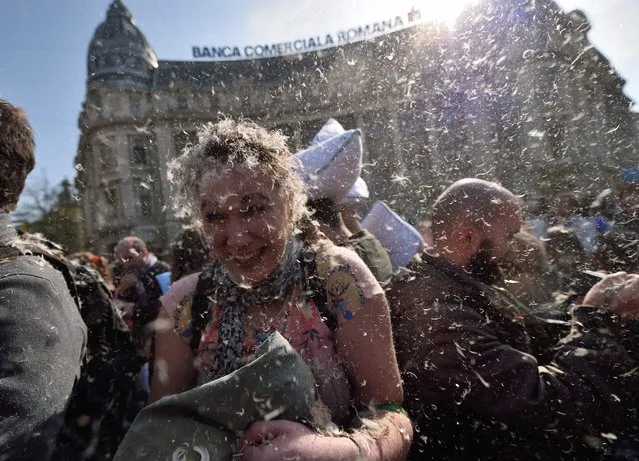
[155, 271, 172, 295]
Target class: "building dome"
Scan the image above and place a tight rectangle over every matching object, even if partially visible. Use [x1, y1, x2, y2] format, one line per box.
[87, 0, 158, 87]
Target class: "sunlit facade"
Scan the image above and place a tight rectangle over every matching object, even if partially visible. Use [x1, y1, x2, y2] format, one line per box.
[76, 0, 639, 252]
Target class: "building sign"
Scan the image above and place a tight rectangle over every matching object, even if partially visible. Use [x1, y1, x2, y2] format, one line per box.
[192, 9, 421, 60]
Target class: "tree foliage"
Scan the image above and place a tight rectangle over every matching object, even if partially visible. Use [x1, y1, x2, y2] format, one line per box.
[13, 174, 85, 253]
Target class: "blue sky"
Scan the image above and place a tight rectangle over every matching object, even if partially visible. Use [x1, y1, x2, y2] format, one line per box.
[1, 0, 638, 204]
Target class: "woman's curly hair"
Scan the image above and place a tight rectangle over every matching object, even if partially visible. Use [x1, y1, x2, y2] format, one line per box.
[168, 118, 311, 231]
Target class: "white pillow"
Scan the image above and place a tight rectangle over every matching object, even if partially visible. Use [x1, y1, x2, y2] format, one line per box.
[360, 201, 424, 268]
[309, 118, 345, 146]
[293, 129, 363, 202]
[342, 176, 370, 203]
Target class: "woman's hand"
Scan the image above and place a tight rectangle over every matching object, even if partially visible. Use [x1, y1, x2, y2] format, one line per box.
[240, 420, 358, 461]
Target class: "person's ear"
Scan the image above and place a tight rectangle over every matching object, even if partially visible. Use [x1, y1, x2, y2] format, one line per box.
[467, 226, 484, 254]
[450, 225, 483, 254]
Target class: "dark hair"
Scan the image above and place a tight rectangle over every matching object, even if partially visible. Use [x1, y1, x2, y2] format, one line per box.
[68, 251, 113, 287]
[0, 99, 35, 211]
[170, 226, 213, 282]
[306, 197, 341, 229]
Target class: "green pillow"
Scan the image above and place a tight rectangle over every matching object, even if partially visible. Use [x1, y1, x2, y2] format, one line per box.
[114, 332, 317, 460]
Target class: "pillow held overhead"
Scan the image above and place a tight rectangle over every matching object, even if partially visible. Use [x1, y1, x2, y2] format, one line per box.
[293, 129, 363, 202]
[309, 118, 345, 146]
[360, 201, 424, 268]
[343, 176, 370, 204]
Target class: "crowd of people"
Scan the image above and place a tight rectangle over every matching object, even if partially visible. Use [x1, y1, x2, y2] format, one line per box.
[1, 97, 639, 460]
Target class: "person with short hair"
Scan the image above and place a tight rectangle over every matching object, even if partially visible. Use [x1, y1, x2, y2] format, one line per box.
[169, 226, 213, 283]
[0, 98, 86, 460]
[389, 178, 639, 460]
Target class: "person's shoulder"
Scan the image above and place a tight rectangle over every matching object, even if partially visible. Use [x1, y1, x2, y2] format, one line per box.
[315, 243, 369, 279]
[389, 252, 483, 314]
[390, 251, 447, 291]
[315, 242, 383, 298]
[0, 252, 61, 278]
[345, 229, 368, 242]
[0, 254, 77, 311]
[349, 229, 377, 243]
[347, 229, 389, 255]
[394, 286, 488, 346]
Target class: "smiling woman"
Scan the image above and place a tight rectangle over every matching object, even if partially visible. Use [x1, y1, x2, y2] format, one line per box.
[144, 119, 412, 461]
[198, 168, 292, 285]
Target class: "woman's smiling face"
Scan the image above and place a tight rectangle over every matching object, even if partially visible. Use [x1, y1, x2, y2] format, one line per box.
[199, 166, 293, 285]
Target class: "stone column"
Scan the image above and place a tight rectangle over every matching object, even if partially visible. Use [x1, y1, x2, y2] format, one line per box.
[154, 122, 174, 221]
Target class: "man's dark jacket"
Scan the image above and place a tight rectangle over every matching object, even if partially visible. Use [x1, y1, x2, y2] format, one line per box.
[388, 251, 639, 460]
[0, 213, 87, 460]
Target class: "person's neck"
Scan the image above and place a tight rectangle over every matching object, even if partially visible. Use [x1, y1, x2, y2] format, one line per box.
[341, 212, 362, 234]
[319, 223, 352, 244]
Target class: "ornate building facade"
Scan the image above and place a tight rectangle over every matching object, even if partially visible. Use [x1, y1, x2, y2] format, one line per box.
[76, 0, 639, 252]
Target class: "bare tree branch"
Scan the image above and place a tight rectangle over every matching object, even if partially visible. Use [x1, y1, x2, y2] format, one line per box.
[17, 169, 61, 221]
